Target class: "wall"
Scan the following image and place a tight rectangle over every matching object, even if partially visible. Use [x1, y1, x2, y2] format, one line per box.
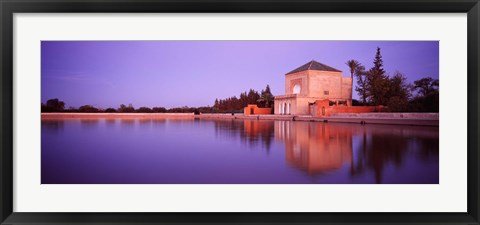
[244, 104, 273, 115]
[325, 106, 382, 116]
[285, 71, 308, 96]
[311, 99, 383, 117]
[275, 96, 324, 115]
[294, 97, 310, 115]
[274, 96, 296, 115]
[308, 70, 343, 98]
[341, 77, 353, 100]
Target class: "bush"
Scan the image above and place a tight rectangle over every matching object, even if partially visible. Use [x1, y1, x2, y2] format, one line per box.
[105, 108, 117, 112]
[387, 96, 409, 112]
[78, 105, 99, 112]
[137, 107, 153, 113]
[152, 107, 167, 113]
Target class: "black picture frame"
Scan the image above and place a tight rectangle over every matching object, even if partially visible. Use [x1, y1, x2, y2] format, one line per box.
[1, 0, 479, 224]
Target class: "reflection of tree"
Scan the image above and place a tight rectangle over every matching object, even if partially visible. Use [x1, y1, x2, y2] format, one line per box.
[213, 119, 274, 152]
[41, 120, 64, 133]
[138, 119, 153, 128]
[213, 119, 243, 140]
[80, 119, 99, 129]
[357, 134, 408, 183]
[414, 137, 439, 161]
[350, 125, 439, 183]
[118, 119, 136, 129]
[151, 119, 167, 129]
[104, 119, 117, 128]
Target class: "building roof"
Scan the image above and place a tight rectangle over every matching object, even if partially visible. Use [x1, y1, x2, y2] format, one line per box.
[286, 60, 342, 75]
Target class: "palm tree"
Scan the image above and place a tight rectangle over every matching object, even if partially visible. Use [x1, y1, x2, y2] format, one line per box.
[257, 85, 274, 108]
[257, 93, 274, 108]
[346, 60, 361, 106]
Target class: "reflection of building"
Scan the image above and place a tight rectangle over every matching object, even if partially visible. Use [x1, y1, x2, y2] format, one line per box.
[244, 120, 274, 138]
[274, 60, 352, 115]
[275, 121, 353, 174]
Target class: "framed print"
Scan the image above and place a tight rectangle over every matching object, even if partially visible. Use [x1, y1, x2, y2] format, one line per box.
[1, 0, 479, 224]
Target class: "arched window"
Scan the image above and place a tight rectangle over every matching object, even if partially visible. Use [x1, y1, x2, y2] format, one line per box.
[293, 84, 301, 94]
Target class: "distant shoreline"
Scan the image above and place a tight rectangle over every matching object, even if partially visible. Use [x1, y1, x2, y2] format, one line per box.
[41, 112, 439, 127]
[41, 113, 196, 119]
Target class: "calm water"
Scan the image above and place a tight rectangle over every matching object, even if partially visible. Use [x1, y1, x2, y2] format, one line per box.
[41, 118, 439, 184]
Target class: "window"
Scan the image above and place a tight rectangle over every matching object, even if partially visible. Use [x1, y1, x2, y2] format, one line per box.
[293, 84, 301, 94]
[324, 91, 329, 95]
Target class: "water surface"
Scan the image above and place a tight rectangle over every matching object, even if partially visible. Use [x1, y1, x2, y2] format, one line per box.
[41, 118, 439, 184]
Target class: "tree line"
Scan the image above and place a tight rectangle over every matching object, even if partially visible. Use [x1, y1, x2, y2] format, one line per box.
[213, 85, 274, 112]
[42, 100, 218, 114]
[41, 85, 274, 114]
[346, 47, 439, 112]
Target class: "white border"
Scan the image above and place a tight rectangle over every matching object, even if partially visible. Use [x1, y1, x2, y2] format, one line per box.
[14, 13, 467, 212]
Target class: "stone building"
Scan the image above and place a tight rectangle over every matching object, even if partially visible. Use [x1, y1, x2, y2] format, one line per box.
[274, 60, 352, 115]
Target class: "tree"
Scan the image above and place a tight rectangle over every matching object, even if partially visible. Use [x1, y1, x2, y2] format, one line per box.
[118, 104, 135, 113]
[411, 77, 439, 112]
[386, 71, 411, 112]
[213, 88, 261, 112]
[388, 71, 411, 100]
[137, 107, 153, 113]
[346, 60, 361, 104]
[43, 98, 65, 112]
[413, 77, 439, 97]
[239, 92, 248, 108]
[152, 107, 167, 113]
[257, 85, 274, 108]
[212, 87, 267, 113]
[78, 105, 99, 112]
[247, 89, 260, 105]
[354, 65, 369, 105]
[105, 108, 117, 112]
[367, 47, 390, 105]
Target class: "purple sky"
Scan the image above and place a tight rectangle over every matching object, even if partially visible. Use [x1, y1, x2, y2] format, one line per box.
[41, 41, 439, 109]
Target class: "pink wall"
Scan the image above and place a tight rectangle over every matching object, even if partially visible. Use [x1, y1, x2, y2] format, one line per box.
[244, 104, 273, 115]
[312, 100, 383, 117]
[327, 106, 381, 114]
